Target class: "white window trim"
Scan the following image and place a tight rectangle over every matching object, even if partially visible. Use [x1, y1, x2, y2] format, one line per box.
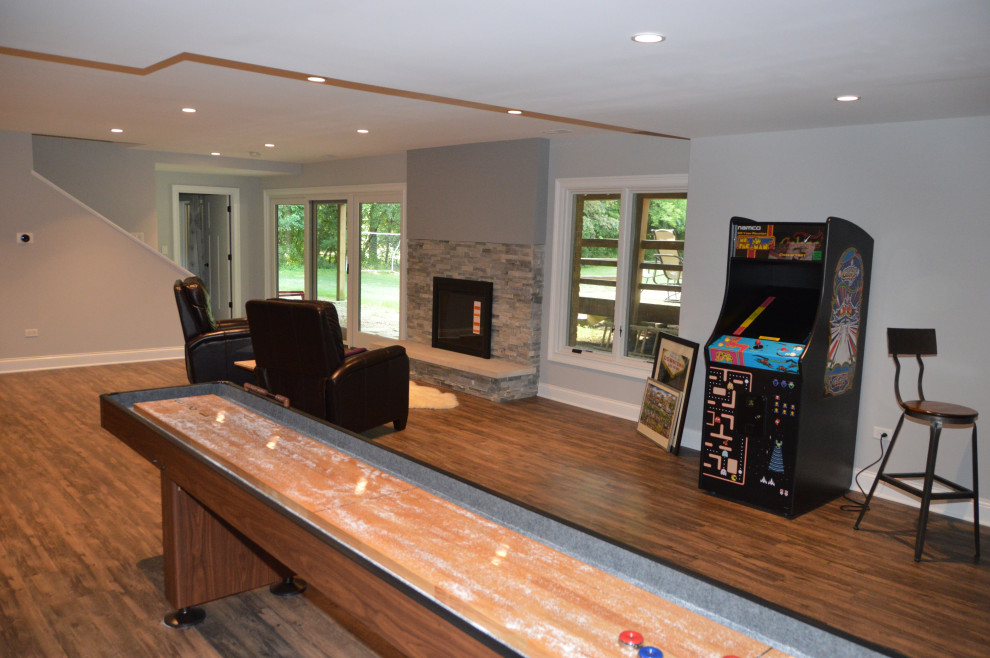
[547, 174, 688, 378]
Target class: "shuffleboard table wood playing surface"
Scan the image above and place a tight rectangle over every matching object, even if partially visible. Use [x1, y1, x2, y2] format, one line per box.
[100, 382, 883, 658]
[133, 393, 773, 657]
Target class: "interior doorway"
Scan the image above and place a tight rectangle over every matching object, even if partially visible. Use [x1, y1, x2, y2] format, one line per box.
[171, 185, 241, 320]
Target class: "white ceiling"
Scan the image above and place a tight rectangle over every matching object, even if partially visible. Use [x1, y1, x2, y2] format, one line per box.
[2, 0, 988, 165]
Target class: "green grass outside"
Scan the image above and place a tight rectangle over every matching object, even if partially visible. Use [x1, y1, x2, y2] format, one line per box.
[277, 265, 400, 338]
[277, 266, 398, 306]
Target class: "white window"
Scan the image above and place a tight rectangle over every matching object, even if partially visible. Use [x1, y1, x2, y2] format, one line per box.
[547, 175, 688, 375]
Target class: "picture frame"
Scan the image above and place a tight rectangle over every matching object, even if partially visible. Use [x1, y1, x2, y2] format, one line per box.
[637, 378, 682, 451]
[639, 332, 699, 454]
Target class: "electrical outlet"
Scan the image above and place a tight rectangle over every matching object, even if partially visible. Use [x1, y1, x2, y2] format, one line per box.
[25, 328, 39, 337]
[873, 426, 892, 439]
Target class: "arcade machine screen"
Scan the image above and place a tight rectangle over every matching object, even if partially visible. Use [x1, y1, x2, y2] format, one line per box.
[709, 288, 818, 373]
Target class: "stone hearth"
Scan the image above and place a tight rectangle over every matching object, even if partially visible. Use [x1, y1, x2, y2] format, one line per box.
[405, 239, 543, 401]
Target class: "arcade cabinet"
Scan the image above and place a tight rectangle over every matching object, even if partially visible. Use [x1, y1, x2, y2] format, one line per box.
[699, 216, 873, 516]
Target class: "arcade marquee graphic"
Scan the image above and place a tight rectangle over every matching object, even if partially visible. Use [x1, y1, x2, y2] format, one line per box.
[733, 224, 824, 261]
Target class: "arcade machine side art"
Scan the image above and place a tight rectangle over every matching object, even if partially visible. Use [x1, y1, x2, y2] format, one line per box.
[698, 217, 873, 516]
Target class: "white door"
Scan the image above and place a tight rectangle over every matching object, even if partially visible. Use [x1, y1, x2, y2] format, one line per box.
[173, 185, 240, 318]
[205, 194, 232, 319]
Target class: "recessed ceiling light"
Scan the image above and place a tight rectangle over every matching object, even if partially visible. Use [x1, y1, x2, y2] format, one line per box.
[182, 107, 197, 113]
[110, 128, 123, 133]
[835, 95, 860, 102]
[307, 76, 326, 83]
[507, 109, 523, 115]
[264, 143, 275, 148]
[632, 33, 665, 44]
[356, 129, 369, 134]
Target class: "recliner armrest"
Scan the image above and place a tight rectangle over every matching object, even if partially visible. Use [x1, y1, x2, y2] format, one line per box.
[183, 327, 254, 386]
[331, 345, 407, 384]
[186, 325, 252, 350]
[216, 317, 250, 330]
[326, 345, 409, 433]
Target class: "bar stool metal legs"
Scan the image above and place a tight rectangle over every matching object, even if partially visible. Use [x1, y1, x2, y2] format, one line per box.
[970, 424, 980, 559]
[855, 415, 979, 562]
[915, 420, 944, 561]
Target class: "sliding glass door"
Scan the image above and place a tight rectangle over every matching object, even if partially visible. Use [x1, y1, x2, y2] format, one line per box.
[275, 202, 306, 300]
[271, 187, 403, 345]
[314, 200, 348, 327]
[356, 196, 401, 340]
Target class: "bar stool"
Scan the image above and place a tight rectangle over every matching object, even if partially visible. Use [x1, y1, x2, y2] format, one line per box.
[854, 328, 980, 561]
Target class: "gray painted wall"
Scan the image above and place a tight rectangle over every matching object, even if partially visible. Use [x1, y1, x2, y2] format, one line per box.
[539, 133, 693, 409]
[31, 135, 304, 317]
[680, 116, 990, 503]
[548, 133, 691, 180]
[407, 139, 549, 244]
[260, 153, 407, 191]
[0, 131, 186, 362]
[536, 119, 989, 518]
[32, 135, 159, 240]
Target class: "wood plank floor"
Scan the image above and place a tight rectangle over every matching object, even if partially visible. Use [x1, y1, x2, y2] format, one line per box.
[1, 359, 987, 657]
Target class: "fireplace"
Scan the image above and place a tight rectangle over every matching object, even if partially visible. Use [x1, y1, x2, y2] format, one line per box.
[432, 277, 493, 359]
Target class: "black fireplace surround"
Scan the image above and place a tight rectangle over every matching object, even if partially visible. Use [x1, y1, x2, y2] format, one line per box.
[432, 277, 493, 359]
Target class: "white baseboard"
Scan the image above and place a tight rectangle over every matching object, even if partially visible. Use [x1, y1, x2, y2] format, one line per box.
[537, 382, 641, 421]
[0, 347, 184, 374]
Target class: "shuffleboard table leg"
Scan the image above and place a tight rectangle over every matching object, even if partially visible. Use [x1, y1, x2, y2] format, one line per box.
[269, 576, 308, 597]
[164, 606, 206, 628]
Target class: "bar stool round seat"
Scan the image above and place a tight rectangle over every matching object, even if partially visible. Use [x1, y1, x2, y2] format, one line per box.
[854, 328, 980, 562]
[902, 399, 978, 424]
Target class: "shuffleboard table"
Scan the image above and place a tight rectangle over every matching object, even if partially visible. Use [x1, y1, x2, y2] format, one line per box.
[100, 383, 881, 657]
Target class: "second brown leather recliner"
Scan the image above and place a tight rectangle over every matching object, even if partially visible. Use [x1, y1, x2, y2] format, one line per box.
[174, 276, 255, 386]
[246, 298, 409, 433]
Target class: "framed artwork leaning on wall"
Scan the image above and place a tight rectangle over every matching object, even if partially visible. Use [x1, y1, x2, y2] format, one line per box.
[637, 332, 698, 454]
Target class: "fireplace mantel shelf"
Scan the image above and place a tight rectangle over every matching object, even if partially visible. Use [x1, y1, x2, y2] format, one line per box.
[371, 340, 535, 380]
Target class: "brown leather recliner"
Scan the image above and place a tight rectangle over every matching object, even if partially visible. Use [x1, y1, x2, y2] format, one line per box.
[173, 276, 254, 386]
[245, 298, 409, 433]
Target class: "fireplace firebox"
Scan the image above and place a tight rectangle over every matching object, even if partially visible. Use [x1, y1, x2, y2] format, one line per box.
[432, 277, 493, 359]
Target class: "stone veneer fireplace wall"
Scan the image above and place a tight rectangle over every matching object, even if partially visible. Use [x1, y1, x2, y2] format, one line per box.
[405, 239, 543, 399]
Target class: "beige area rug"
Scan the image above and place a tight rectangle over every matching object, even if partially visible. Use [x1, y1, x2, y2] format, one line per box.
[409, 381, 459, 409]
